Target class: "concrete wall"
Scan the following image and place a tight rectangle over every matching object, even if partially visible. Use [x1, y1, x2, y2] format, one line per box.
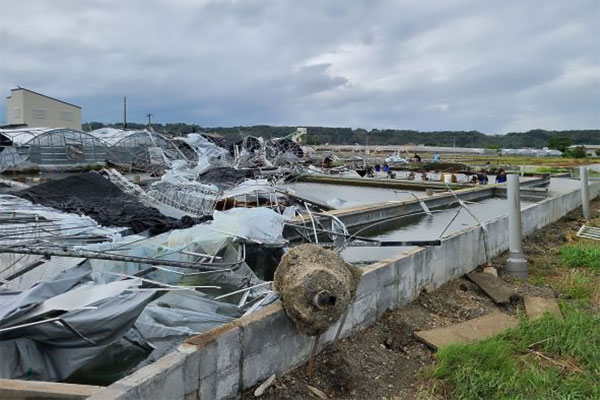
[87, 181, 599, 400]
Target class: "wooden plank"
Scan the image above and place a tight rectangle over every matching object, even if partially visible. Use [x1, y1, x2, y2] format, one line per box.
[415, 312, 519, 350]
[0, 379, 102, 399]
[467, 272, 518, 304]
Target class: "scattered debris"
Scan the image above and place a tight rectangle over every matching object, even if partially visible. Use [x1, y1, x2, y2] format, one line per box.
[482, 266, 498, 277]
[306, 384, 328, 399]
[524, 296, 563, 321]
[576, 224, 600, 240]
[467, 271, 518, 304]
[414, 312, 519, 350]
[254, 374, 276, 397]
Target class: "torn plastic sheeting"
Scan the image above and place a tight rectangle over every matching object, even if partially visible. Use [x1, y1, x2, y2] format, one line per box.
[183, 133, 230, 165]
[135, 291, 238, 339]
[83, 224, 267, 292]
[0, 256, 87, 292]
[0, 146, 28, 172]
[6, 278, 142, 328]
[0, 266, 94, 327]
[14, 289, 154, 347]
[220, 179, 274, 198]
[0, 330, 149, 382]
[212, 207, 288, 244]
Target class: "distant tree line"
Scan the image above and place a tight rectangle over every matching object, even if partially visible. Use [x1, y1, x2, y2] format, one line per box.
[82, 122, 599, 149]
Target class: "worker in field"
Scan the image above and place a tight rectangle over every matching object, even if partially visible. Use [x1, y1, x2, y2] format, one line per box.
[495, 169, 507, 183]
[477, 170, 489, 184]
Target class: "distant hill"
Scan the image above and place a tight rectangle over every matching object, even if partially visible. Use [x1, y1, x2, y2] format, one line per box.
[82, 122, 599, 149]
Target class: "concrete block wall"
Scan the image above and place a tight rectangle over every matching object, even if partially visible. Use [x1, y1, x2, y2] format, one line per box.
[89, 181, 599, 400]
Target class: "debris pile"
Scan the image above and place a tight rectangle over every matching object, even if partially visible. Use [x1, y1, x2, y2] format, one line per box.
[16, 172, 200, 234]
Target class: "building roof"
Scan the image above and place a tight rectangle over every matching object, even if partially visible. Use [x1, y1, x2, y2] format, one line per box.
[568, 144, 600, 149]
[9, 87, 81, 109]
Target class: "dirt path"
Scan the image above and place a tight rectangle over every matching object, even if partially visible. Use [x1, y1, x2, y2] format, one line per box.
[243, 199, 599, 400]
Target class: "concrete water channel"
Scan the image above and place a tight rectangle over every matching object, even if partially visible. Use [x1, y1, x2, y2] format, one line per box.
[2, 175, 598, 400]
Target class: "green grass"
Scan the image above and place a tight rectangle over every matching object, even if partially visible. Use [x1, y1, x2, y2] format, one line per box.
[559, 270, 595, 304]
[559, 242, 600, 270]
[432, 308, 600, 399]
[533, 166, 569, 174]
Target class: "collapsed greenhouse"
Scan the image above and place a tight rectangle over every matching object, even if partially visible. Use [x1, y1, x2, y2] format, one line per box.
[0, 127, 191, 172]
[0, 128, 109, 171]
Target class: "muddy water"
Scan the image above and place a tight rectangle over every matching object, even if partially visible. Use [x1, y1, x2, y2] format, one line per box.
[283, 182, 425, 208]
[341, 196, 535, 264]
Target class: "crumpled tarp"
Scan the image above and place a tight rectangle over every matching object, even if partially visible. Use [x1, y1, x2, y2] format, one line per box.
[212, 207, 288, 245]
[0, 265, 155, 382]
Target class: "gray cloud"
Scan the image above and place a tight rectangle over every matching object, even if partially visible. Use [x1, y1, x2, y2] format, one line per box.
[0, 0, 598, 132]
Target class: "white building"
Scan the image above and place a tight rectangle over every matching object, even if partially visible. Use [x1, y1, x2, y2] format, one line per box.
[5, 87, 82, 130]
[568, 144, 600, 157]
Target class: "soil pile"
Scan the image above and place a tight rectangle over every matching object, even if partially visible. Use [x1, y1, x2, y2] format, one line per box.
[197, 167, 252, 190]
[274, 244, 362, 336]
[16, 172, 202, 234]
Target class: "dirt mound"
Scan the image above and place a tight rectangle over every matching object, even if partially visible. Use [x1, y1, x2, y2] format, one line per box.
[196, 167, 252, 190]
[274, 244, 362, 336]
[16, 172, 203, 234]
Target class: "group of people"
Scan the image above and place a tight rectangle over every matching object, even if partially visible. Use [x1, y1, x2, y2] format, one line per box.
[468, 169, 507, 185]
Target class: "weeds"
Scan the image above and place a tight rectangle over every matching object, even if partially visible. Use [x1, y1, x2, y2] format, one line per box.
[559, 242, 600, 270]
[432, 309, 600, 399]
[559, 270, 595, 303]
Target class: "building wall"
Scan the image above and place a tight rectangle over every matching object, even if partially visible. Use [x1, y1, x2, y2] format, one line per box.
[6, 90, 25, 125]
[6, 90, 82, 130]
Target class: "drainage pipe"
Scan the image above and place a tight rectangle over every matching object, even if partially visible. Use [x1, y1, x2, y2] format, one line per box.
[580, 166, 591, 220]
[506, 173, 528, 278]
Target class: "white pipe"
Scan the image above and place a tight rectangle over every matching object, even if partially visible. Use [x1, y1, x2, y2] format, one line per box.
[580, 166, 591, 220]
[506, 174, 528, 278]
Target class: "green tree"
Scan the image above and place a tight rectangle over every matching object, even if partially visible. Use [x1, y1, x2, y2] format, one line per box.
[547, 135, 572, 152]
[568, 146, 587, 158]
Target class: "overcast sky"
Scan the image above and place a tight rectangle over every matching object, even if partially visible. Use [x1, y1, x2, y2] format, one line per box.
[1, 0, 599, 133]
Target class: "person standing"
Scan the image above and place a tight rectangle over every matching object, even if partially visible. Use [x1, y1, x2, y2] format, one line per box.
[495, 169, 507, 183]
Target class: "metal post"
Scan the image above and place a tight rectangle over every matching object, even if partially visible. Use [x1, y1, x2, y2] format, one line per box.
[580, 166, 591, 220]
[506, 173, 528, 278]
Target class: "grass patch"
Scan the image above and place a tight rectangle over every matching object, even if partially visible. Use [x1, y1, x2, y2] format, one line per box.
[559, 242, 600, 270]
[533, 166, 569, 174]
[432, 308, 600, 399]
[559, 270, 595, 303]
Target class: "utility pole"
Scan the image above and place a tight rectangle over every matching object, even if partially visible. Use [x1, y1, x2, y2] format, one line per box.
[580, 166, 591, 220]
[123, 96, 127, 129]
